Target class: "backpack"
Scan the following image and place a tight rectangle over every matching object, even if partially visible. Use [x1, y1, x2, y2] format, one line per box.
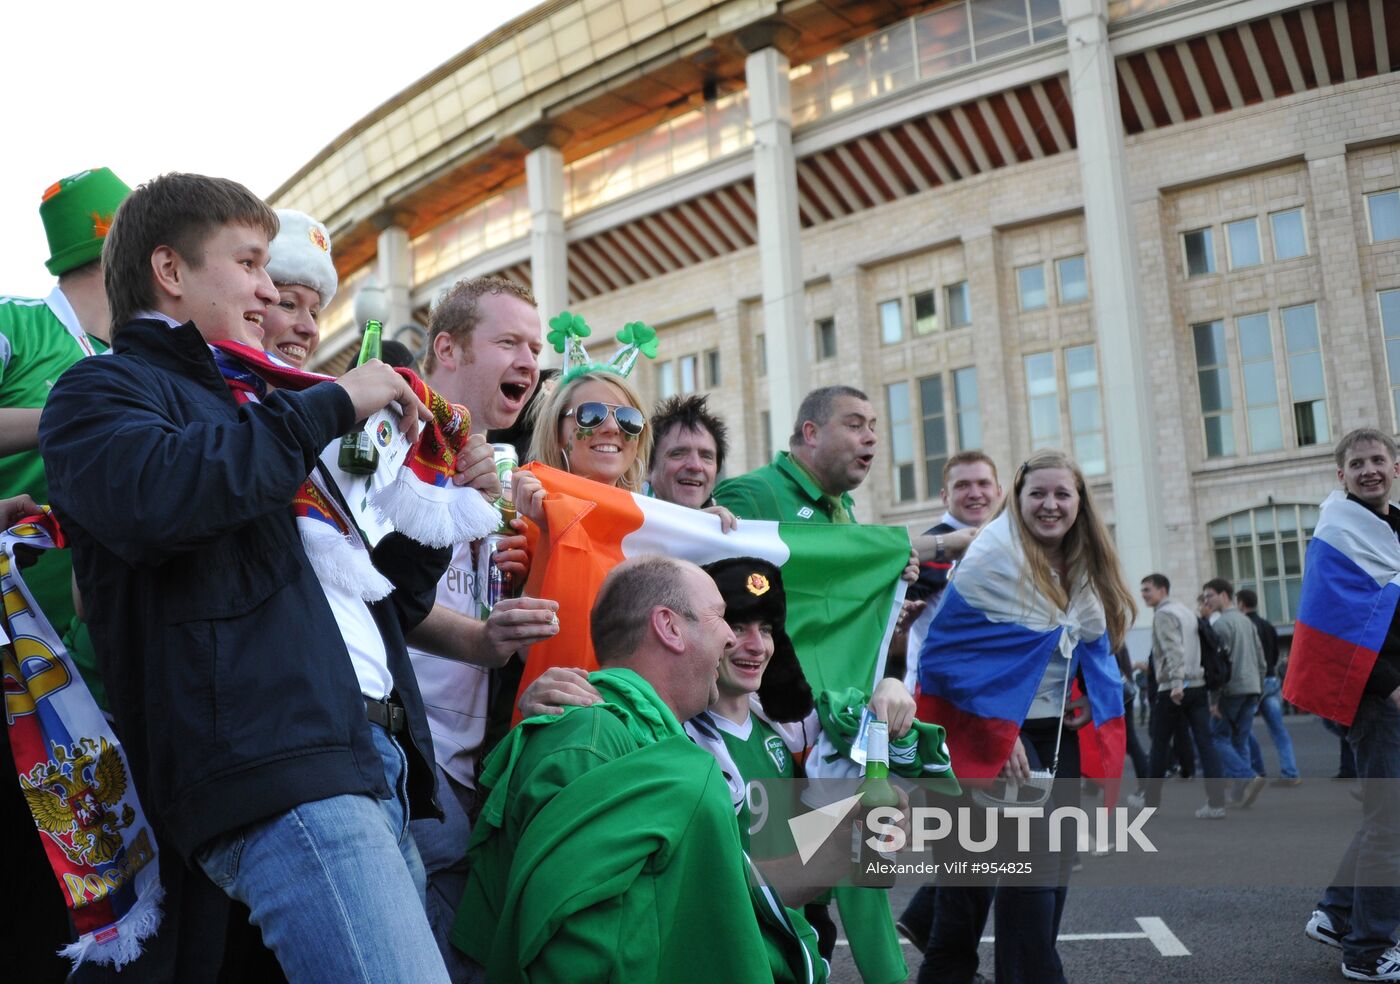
[1197, 617, 1232, 690]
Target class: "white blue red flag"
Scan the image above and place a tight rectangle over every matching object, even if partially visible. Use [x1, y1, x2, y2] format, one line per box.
[1284, 491, 1400, 726]
[913, 512, 1125, 783]
[2, 511, 163, 969]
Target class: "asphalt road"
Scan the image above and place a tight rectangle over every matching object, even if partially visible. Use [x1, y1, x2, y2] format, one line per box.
[827, 710, 1360, 983]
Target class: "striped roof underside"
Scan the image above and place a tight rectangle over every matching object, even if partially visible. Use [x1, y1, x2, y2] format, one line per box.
[476, 0, 1395, 304]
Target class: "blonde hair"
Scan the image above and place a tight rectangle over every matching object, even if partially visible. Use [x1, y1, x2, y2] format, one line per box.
[995, 448, 1137, 649]
[526, 370, 652, 490]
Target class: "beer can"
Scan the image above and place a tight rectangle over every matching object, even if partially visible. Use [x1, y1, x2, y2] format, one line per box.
[492, 443, 518, 502]
[475, 531, 510, 617]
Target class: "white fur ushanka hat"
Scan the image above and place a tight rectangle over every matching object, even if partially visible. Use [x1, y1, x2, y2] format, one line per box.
[266, 209, 337, 307]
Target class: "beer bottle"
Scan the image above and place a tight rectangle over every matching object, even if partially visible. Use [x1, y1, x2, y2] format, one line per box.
[338, 320, 384, 475]
[852, 720, 901, 888]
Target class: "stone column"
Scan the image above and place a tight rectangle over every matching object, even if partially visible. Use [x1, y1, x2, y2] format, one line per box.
[521, 123, 571, 369]
[741, 22, 809, 461]
[961, 229, 1014, 468]
[1061, 0, 1164, 592]
[374, 209, 415, 334]
[1305, 147, 1383, 432]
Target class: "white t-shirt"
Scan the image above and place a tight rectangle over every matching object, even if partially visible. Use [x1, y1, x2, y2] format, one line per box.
[408, 540, 491, 789]
[307, 471, 394, 699]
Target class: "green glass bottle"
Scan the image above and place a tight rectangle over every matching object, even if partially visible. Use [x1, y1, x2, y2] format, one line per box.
[338, 320, 384, 475]
[853, 720, 901, 888]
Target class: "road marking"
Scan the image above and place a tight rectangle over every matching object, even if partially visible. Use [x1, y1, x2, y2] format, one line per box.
[1135, 916, 1191, 956]
[849, 915, 1190, 956]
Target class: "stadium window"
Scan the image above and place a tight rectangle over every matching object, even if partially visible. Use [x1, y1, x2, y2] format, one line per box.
[1269, 208, 1308, 260]
[1056, 255, 1088, 304]
[1017, 264, 1047, 312]
[659, 360, 677, 399]
[946, 281, 972, 328]
[756, 332, 766, 377]
[879, 299, 904, 344]
[1023, 351, 1060, 449]
[678, 354, 698, 395]
[913, 290, 939, 334]
[1381, 289, 1400, 429]
[953, 366, 980, 450]
[1280, 303, 1330, 447]
[886, 381, 916, 502]
[919, 374, 948, 497]
[705, 349, 721, 388]
[815, 318, 837, 360]
[1225, 217, 1262, 270]
[1183, 227, 1216, 277]
[1192, 320, 1236, 458]
[1367, 189, 1400, 243]
[1209, 504, 1319, 623]
[1235, 312, 1283, 453]
[1065, 344, 1105, 475]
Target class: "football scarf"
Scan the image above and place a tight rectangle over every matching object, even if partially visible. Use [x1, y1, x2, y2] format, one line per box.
[210, 342, 499, 597]
[2, 512, 162, 970]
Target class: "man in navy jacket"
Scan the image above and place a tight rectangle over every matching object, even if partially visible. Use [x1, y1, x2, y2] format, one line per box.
[39, 173, 454, 983]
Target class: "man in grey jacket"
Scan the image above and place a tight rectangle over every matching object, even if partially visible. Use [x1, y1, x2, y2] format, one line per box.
[1138, 574, 1226, 817]
[1203, 577, 1268, 808]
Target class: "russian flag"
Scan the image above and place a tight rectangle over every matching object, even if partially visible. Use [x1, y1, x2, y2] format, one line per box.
[913, 513, 1125, 785]
[1284, 492, 1400, 726]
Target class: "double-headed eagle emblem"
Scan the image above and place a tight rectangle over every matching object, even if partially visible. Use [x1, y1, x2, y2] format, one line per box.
[21, 736, 136, 866]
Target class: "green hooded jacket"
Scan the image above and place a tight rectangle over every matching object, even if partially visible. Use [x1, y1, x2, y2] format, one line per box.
[452, 667, 826, 983]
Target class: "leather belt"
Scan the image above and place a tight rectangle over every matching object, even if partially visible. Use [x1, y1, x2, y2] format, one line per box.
[365, 696, 407, 735]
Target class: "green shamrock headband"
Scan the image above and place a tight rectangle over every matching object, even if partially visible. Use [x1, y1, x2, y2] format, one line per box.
[548, 311, 659, 385]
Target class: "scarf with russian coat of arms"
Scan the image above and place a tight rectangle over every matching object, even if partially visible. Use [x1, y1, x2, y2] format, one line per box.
[2, 511, 162, 970]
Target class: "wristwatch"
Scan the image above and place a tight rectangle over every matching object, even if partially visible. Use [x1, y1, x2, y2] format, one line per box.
[934, 534, 947, 562]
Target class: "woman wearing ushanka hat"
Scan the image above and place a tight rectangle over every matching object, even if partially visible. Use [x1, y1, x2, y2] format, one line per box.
[260, 209, 337, 368]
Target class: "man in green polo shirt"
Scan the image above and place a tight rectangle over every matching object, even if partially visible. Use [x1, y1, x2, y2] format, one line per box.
[714, 385, 877, 524]
[1, 167, 130, 640]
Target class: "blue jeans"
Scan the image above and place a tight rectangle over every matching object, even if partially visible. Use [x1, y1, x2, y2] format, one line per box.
[196, 725, 449, 984]
[410, 767, 485, 984]
[1211, 694, 1259, 780]
[1320, 696, 1400, 966]
[1251, 677, 1298, 779]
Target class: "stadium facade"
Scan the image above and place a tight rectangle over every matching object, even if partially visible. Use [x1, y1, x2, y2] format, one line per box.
[271, 0, 1400, 629]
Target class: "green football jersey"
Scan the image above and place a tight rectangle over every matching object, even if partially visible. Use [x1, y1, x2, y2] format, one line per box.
[1, 289, 105, 692]
[718, 714, 798, 857]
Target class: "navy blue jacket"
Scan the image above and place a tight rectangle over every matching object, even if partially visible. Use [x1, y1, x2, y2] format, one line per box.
[38, 318, 444, 859]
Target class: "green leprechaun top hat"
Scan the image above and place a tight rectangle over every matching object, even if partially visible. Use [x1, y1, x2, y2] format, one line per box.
[40, 167, 131, 276]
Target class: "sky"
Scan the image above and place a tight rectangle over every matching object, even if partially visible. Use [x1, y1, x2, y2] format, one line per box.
[1, 0, 541, 299]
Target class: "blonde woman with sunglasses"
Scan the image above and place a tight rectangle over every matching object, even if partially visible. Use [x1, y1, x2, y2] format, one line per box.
[525, 369, 651, 491]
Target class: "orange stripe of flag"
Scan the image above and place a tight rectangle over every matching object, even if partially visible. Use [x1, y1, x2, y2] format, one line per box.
[513, 463, 646, 722]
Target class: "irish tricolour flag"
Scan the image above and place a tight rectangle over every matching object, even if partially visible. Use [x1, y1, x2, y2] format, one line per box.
[514, 464, 911, 714]
[1284, 491, 1400, 726]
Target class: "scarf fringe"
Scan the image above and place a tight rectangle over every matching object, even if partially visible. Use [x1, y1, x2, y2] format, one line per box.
[59, 883, 165, 971]
[297, 519, 394, 601]
[370, 477, 501, 548]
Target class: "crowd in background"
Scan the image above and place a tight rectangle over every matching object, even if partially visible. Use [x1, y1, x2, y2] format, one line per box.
[4, 168, 1399, 984]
